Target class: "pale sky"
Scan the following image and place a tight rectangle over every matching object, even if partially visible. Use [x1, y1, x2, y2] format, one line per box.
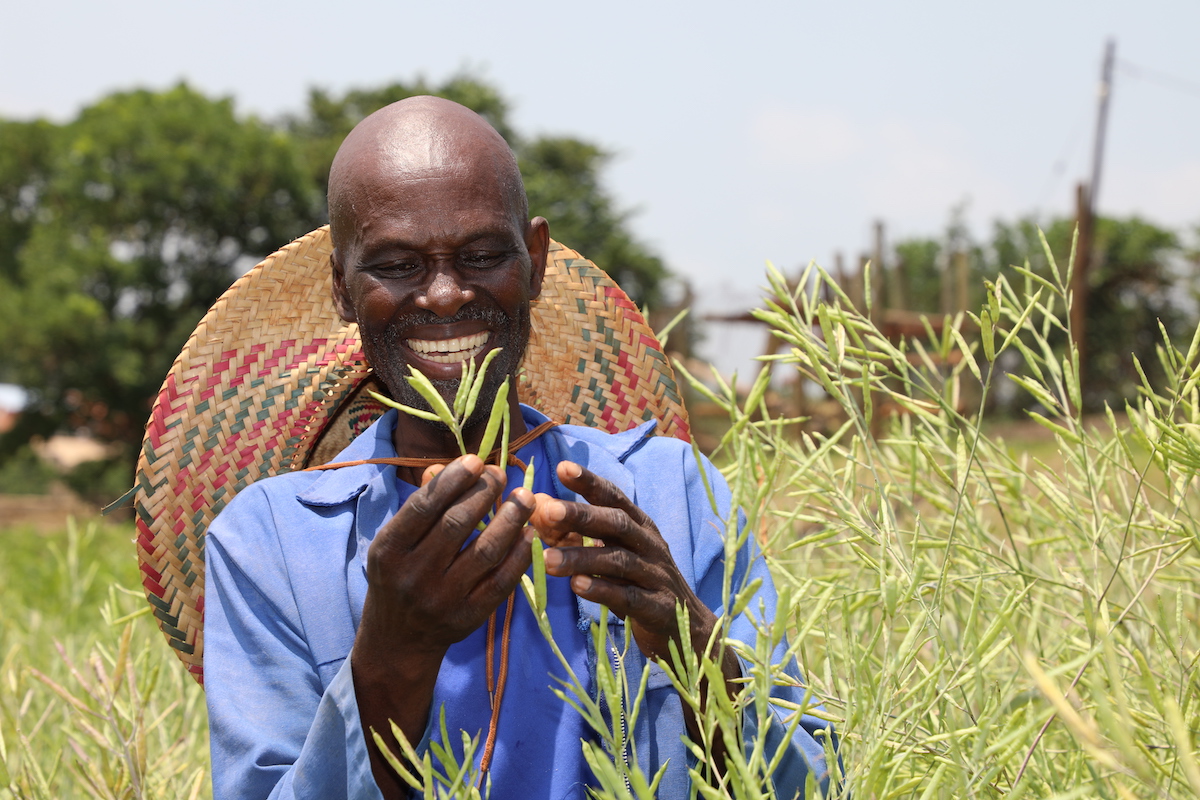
[4, 0, 1198, 376]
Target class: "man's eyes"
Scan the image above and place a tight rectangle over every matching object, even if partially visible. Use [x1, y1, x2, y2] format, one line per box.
[363, 250, 510, 274]
[369, 261, 420, 275]
[461, 251, 507, 269]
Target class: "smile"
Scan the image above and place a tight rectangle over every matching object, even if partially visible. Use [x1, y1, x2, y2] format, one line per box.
[405, 332, 490, 364]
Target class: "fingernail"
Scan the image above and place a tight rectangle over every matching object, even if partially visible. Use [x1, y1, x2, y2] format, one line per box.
[572, 575, 592, 592]
[461, 454, 483, 471]
[546, 502, 566, 523]
[522, 526, 537, 543]
[543, 548, 563, 569]
[561, 462, 582, 479]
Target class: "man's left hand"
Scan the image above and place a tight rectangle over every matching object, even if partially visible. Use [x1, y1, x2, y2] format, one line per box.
[530, 460, 717, 664]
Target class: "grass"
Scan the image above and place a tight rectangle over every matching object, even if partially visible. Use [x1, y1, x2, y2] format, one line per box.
[0, 519, 210, 799]
[4, 232, 1200, 798]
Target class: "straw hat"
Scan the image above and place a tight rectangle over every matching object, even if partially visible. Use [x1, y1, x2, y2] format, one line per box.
[133, 226, 691, 683]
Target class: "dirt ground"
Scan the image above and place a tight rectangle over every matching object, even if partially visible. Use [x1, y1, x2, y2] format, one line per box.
[0, 483, 107, 531]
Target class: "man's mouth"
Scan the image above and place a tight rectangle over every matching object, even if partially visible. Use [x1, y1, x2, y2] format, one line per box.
[405, 332, 490, 364]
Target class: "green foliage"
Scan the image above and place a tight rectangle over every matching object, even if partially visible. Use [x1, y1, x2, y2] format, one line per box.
[519, 137, 668, 309]
[893, 210, 1186, 412]
[0, 84, 322, 451]
[0, 445, 57, 494]
[62, 454, 139, 507]
[735, 236, 1200, 797]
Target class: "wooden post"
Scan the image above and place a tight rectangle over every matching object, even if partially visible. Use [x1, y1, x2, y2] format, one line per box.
[1071, 39, 1115, 407]
[1071, 182, 1092, 379]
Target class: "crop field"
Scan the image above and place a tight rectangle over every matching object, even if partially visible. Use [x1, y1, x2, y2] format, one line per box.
[3, 243, 1199, 798]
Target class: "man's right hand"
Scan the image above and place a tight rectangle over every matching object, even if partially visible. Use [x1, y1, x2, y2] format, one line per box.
[350, 454, 535, 798]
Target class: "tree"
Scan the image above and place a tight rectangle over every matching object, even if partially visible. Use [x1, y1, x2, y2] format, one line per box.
[890, 211, 1186, 413]
[0, 84, 322, 455]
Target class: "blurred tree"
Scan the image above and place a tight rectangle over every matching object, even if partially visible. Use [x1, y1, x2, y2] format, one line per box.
[520, 136, 668, 308]
[890, 211, 1185, 412]
[992, 215, 1183, 410]
[287, 75, 515, 198]
[0, 84, 322, 457]
[892, 237, 942, 313]
[288, 75, 669, 308]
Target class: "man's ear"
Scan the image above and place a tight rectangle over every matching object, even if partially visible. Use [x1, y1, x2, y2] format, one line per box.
[526, 216, 550, 301]
[330, 249, 357, 324]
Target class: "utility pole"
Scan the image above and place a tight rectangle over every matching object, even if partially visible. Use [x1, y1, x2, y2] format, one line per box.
[1069, 38, 1116, 401]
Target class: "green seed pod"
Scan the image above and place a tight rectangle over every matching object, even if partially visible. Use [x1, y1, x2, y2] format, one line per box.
[404, 367, 455, 428]
[462, 347, 503, 424]
[530, 537, 547, 617]
[475, 379, 509, 462]
[368, 390, 443, 422]
[523, 456, 536, 492]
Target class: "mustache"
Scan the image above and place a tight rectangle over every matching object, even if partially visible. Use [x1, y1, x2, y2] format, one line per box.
[379, 306, 511, 335]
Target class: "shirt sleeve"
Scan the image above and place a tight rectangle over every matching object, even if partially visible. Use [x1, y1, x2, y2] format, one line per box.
[203, 486, 383, 800]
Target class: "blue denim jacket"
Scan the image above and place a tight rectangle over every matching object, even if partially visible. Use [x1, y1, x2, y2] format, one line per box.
[204, 406, 835, 799]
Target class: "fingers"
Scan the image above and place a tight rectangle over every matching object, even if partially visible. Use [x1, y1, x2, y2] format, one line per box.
[556, 461, 656, 530]
[543, 543, 654, 587]
[373, 456, 504, 563]
[451, 487, 536, 591]
[529, 462, 659, 551]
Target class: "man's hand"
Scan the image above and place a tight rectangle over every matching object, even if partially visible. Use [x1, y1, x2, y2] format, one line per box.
[529, 460, 740, 770]
[530, 460, 721, 665]
[352, 454, 535, 799]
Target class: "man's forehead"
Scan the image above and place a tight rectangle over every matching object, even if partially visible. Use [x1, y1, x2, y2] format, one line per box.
[329, 97, 525, 250]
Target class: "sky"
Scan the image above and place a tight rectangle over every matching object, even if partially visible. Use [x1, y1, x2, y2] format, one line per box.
[3, 0, 1198, 377]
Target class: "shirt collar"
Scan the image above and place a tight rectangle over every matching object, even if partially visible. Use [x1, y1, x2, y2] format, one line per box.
[294, 403, 659, 508]
[295, 404, 575, 508]
[295, 408, 401, 507]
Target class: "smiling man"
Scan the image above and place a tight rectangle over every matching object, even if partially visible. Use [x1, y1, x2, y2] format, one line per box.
[202, 97, 835, 800]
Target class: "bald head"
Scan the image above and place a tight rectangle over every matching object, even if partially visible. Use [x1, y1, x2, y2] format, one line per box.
[328, 96, 528, 249]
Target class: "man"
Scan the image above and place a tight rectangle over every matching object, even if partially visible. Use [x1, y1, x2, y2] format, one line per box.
[203, 96, 834, 799]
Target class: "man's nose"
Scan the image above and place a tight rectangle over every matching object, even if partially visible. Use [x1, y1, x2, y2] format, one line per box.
[415, 268, 475, 317]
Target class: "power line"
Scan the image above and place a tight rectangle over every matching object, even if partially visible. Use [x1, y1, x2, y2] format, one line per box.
[1119, 59, 1200, 101]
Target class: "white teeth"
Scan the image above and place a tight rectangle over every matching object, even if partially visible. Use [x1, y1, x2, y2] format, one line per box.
[406, 332, 490, 364]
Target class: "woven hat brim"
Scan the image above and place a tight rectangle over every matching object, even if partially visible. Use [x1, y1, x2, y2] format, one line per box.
[134, 226, 690, 682]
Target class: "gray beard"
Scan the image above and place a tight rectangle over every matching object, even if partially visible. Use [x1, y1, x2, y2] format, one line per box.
[362, 305, 529, 430]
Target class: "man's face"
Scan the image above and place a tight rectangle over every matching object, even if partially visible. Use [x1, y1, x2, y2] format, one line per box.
[331, 157, 547, 424]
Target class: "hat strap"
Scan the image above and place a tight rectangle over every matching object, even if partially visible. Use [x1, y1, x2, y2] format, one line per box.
[303, 420, 557, 473]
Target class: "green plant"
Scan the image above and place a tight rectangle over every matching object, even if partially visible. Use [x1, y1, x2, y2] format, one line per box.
[7, 228, 1200, 799]
[0, 445, 57, 495]
[0, 519, 210, 799]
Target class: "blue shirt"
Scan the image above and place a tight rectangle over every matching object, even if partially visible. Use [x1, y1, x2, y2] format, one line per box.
[204, 406, 835, 799]
[368, 431, 595, 796]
